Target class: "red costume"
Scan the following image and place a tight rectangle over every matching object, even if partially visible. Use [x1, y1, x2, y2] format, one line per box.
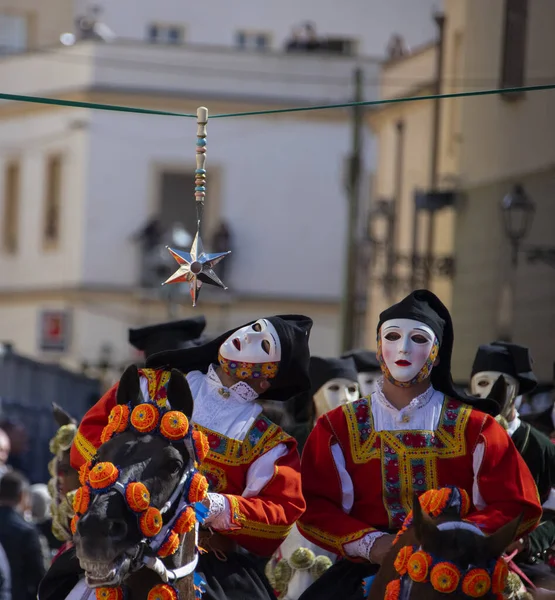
[298, 395, 542, 556]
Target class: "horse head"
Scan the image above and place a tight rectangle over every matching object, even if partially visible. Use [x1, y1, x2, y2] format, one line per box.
[73, 365, 208, 598]
[369, 487, 521, 600]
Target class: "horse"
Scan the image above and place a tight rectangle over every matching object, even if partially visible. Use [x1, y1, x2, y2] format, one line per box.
[367, 487, 523, 600]
[71, 365, 208, 600]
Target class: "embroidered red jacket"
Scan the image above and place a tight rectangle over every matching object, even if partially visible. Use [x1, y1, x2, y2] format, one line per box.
[298, 396, 542, 556]
[70, 369, 305, 557]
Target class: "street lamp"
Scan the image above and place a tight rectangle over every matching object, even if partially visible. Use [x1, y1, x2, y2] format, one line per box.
[500, 184, 536, 266]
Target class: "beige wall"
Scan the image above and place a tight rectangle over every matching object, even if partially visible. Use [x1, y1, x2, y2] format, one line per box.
[449, 0, 555, 382]
[0, 0, 73, 50]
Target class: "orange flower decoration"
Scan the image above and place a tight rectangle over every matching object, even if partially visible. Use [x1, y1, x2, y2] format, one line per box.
[384, 578, 401, 600]
[79, 462, 91, 486]
[160, 411, 189, 441]
[459, 488, 471, 517]
[188, 472, 208, 503]
[430, 562, 461, 593]
[108, 404, 130, 433]
[70, 515, 79, 535]
[131, 403, 160, 434]
[192, 430, 210, 462]
[140, 506, 163, 537]
[147, 583, 178, 600]
[95, 587, 124, 600]
[428, 487, 451, 516]
[492, 558, 509, 594]
[394, 545, 414, 576]
[100, 424, 116, 445]
[73, 486, 91, 515]
[462, 568, 491, 597]
[174, 507, 196, 535]
[407, 550, 432, 583]
[88, 462, 119, 490]
[125, 482, 150, 513]
[158, 531, 180, 557]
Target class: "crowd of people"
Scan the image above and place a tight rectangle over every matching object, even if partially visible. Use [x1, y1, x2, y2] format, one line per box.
[0, 289, 554, 599]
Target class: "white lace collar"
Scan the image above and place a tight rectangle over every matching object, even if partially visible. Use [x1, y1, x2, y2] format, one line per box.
[205, 364, 259, 404]
[374, 376, 435, 415]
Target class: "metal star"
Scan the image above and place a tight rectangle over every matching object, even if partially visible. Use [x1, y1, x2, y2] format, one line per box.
[162, 231, 230, 307]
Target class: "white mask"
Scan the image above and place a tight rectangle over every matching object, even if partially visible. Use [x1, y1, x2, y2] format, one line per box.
[379, 318, 438, 385]
[358, 371, 379, 396]
[313, 377, 359, 419]
[219, 318, 281, 364]
[470, 371, 518, 415]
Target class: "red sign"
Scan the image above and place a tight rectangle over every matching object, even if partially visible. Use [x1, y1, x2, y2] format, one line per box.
[39, 310, 71, 352]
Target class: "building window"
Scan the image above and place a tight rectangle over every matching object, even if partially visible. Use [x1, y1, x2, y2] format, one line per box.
[0, 13, 28, 55]
[235, 30, 270, 50]
[500, 0, 528, 93]
[43, 154, 63, 249]
[147, 23, 184, 45]
[2, 160, 20, 254]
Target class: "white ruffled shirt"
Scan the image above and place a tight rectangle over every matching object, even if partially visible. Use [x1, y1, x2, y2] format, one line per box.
[139, 365, 288, 530]
[341, 380, 488, 561]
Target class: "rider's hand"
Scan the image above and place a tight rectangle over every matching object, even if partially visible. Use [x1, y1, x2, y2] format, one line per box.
[368, 534, 396, 565]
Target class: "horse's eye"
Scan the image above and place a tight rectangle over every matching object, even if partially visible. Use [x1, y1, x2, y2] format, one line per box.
[163, 459, 182, 476]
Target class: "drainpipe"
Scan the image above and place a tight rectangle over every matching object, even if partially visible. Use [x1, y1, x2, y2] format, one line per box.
[423, 13, 446, 289]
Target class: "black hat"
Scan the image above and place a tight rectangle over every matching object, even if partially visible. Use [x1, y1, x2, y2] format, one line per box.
[341, 349, 380, 373]
[471, 341, 537, 396]
[309, 356, 359, 397]
[146, 315, 313, 402]
[129, 316, 207, 359]
[378, 289, 499, 416]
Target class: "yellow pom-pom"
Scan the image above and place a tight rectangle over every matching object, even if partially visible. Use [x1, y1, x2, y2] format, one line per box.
[140, 506, 163, 537]
[174, 507, 195, 535]
[89, 462, 119, 490]
[95, 587, 124, 600]
[160, 411, 189, 441]
[188, 472, 208, 503]
[158, 531, 180, 557]
[108, 404, 130, 433]
[147, 583, 178, 600]
[73, 486, 91, 516]
[130, 403, 160, 434]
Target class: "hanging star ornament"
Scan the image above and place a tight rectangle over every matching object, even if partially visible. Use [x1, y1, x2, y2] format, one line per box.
[162, 230, 231, 307]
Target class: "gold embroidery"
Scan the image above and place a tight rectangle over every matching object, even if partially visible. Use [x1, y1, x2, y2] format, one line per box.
[227, 495, 245, 527]
[74, 430, 97, 462]
[198, 462, 227, 493]
[229, 519, 292, 540]
[195, 423, 291, 467]
[297, 522, 377, 554]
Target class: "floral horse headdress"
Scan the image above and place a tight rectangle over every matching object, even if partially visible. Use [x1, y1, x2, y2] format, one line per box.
[73, 368, 211, 600]
[373, 487, 510, 600]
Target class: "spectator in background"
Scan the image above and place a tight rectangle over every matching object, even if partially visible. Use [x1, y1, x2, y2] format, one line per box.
[0, 471, 46, 600]
[386, 33, 409, 59]
[0, 430, 9, 481]
[29, 484, 56, 567]
[285, 22, 321, 52]
[0, 419, 29, 480]
[0, 542, 10, 600]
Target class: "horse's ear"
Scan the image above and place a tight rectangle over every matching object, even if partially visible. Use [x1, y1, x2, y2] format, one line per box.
[487, 375, 507, 404]
[484, 513, 523, 559]
[167, 369, 194, 419]
[412, 492, 439, 545]
[116, 364, 141, 406]
[52, 402, 75, 427]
